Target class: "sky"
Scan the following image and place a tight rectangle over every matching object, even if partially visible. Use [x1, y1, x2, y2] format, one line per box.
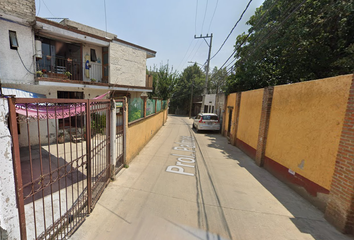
[35, 0, 265, 74]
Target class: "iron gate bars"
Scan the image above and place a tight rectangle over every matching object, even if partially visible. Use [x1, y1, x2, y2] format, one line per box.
[114, 99, 125, 174]
[8, 97, 111, 240]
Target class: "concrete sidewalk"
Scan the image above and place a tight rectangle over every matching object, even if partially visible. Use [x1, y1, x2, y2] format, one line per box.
[71, 116, 353, 240]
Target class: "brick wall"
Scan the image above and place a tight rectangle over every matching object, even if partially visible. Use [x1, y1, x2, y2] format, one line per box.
[325, 75, 354, 233]
[0, 0, 35, 22]
[255, 87, 273, 167]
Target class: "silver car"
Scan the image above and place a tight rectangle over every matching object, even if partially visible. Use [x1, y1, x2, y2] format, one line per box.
[193, 113, 220, 132]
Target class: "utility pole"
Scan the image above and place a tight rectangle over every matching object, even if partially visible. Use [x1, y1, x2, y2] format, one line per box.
[194, 33, 213, 113]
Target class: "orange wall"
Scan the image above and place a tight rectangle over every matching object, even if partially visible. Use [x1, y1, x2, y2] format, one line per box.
[127, 109, 167, 163]
[265, 75, 352, 190]
[237, 89, 263, 149]
[224, 93, 237, 139]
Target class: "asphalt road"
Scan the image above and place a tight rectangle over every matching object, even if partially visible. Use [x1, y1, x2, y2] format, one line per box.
[71, 115, 353, 240]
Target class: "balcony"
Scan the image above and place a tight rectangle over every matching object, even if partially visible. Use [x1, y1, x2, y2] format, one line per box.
[36, 56, 108, 83]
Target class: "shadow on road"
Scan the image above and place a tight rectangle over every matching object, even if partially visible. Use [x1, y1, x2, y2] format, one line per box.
[202, 132, 353, 240]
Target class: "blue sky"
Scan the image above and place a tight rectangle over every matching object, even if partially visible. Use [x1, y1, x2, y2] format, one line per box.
[35, 0, 264, 74]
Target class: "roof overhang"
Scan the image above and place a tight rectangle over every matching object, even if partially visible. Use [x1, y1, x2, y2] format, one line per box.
[36, 80, 152, 92]
[2, 88, 47, 98]
[113, 38, 156, 58]
[35, 17, 110, 47]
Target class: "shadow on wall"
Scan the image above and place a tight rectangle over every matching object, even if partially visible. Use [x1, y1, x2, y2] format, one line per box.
[204, 132, 352, 240]
[20, 145, 87, 205]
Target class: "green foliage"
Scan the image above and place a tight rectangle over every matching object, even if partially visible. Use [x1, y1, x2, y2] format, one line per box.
[226, 0, 354, 93]
[169, 63, 205, 114]
[128, 98, 143, 122]
[209, 66, 228, 93]
[91, 113, 106, 134]
[149, 63, 178, 100]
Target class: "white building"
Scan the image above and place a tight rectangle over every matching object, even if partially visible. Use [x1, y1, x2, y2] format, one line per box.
[0, 1, 156, 146]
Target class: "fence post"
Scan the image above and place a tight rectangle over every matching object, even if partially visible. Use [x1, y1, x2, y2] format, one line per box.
[110, 99, 117, 179]
[255, 86, 274, 167]
[153, 97, 158, 113]
[232, 92, 242, 146]
[141, 96, 147, 118]
[86, 99, 92, 212]
[123, 97, 128, 164]
[7, 98, 25, 240]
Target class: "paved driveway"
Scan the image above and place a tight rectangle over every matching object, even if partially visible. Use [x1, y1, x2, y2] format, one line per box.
[71, 115, 353, 240]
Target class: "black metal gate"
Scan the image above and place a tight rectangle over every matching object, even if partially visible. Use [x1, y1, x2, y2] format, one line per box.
[114, 99, 125, 174]
[8, 97, 111, 240]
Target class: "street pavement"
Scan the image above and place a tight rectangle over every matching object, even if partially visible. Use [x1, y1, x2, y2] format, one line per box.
[71, 115, 353, 240]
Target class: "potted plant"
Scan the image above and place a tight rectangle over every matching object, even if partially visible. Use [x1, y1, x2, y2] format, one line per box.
[58, 132, 65, 143]
[90, 78, 96, 83]
[36, 71, 43, 77]
[65, 71, 72, 79]
[42, 69, 48, 77]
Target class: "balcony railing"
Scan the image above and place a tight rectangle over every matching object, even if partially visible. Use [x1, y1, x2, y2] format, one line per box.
[36, 57, 108, 83]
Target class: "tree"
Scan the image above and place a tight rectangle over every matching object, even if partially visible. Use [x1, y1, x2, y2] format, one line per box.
[226, 0, 354, 93]
[208, 66, 228, 93]
[149, 63, 178, 100]
[169, 64, 205, 114]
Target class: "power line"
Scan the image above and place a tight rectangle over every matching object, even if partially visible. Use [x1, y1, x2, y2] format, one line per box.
[189, 41, 204, 61]
[200, 0, 209, 34]
[207, 0, 219, 33]
[104, 0, 108, 36]
[177, 39, 194, 71]
[195, 0, 198, 35]
[210, 0, 253, 61]
[217, 0, 307, 76]
[36, 0, 41, 16]
[41, 0, 55, 17]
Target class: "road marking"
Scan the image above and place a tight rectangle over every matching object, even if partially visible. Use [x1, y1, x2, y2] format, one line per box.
[166, 136, 196, 176]
[166, 166, 194, 176]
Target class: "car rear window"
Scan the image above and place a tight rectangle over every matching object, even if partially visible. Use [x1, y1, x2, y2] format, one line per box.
[202, 115, 218, 120]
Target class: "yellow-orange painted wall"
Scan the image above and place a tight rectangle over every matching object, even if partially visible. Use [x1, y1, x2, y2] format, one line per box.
[224, 93, 237, 139]
[265, 74, 352, 190]
[237, 89, 263, 149]
[126, 109, 168, 163]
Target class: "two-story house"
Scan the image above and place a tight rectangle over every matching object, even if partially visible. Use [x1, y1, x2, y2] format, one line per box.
[1, 14, 156, 100]
[0, 1, 155, 145]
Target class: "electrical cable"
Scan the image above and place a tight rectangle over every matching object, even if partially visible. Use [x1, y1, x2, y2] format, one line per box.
[239, 0, 307, 64]
[16, 50, 35, 75]
[215, 0, 306, 77]
[207, 0, 219, 33]
[195, 0, 198, 35]
[41, 0, 55, 17]
[177, 39, 194, 72]
[210, 0, 253, 61]
[37, 0, 41, 16]
[200, 0, 209, 34]
[189, 41, 204, 62]
[104, 0, 108, 36]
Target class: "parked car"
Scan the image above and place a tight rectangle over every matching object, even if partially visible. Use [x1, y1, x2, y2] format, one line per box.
[193, 113, 220, 132]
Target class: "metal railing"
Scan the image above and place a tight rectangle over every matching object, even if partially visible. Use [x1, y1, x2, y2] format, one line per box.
[36, 57, 108, 83]
[8, 98, 112, 240]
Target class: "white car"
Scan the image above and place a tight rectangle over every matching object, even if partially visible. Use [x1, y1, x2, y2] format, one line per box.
[192, 113, 220, 132]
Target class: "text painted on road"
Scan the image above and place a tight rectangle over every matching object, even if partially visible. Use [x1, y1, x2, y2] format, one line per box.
[166, 136, 196, 176]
